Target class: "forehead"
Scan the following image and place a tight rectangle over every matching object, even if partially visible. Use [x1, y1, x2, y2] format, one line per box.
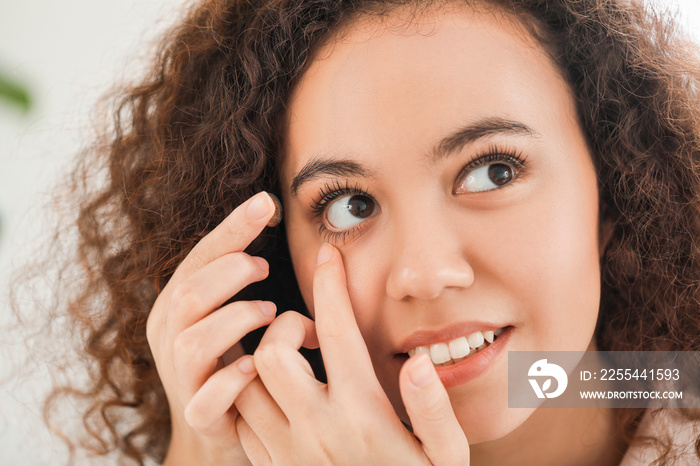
[280, 5, 575, 184]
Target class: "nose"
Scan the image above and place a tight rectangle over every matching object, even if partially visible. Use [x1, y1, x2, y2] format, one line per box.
[385, 211, 475, 301]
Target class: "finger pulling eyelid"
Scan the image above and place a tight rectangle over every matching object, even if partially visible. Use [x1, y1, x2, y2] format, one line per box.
[319, 216, 377, 246]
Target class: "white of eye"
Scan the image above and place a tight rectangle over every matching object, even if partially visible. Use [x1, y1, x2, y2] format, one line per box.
[460, 163, 514, 193]
[326, 194, 377, 230]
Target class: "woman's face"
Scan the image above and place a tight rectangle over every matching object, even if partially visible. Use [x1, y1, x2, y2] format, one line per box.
[280, 6, 602, 442]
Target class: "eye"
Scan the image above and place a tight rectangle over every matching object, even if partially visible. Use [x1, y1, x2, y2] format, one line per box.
[458, 162, 517, 193]
[326, 194, 378, 230]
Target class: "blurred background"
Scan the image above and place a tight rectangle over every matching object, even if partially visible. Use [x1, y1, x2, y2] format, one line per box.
[0, 1, 187, 464]
[0, 0, 698, 464]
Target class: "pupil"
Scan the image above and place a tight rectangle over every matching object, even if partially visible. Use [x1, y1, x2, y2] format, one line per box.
[348, 195, 373, 218]
[488, 164, 512, 186]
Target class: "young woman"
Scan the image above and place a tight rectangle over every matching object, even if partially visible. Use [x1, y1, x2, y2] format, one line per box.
[22, 0, 700, 464]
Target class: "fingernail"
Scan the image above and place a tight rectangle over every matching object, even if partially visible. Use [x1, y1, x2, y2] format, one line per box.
[238, 356, 256, 374]
[246, 192, 273, 220]
[267, 193, 283, 227]
[256, 300, 276, 317]
[409, 354, 437, 388]
[253, 256, 269, 272]
[316, 243, 333, 266]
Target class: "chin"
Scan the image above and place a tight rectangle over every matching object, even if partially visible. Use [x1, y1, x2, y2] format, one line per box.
[455, 404, 536, 444]
[448, 371, 536, 444]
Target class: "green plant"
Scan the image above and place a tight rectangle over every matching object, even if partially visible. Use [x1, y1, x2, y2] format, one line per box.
[0, 70, 32, 113]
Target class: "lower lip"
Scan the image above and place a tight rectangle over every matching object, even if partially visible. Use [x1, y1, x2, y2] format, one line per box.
[434, 326, 513, 389]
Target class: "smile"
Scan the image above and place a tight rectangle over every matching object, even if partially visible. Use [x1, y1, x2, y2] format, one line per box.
[408, 328, 504, 366]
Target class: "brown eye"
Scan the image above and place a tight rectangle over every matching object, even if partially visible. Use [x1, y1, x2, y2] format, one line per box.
[460, 163, 516, 193]
[326, 194, 378, 229]
[488, 164, 514, 186]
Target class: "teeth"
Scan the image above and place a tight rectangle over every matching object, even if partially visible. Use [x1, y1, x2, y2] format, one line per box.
[408, 328, 504, 366]
[408, 346, 430, 358]
[467, 331, 484, 349]
[429, 343, 451, 364]
[448, 337, 470, 359]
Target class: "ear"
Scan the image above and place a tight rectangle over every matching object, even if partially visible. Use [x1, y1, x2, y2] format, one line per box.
[598, 202, 616, 259]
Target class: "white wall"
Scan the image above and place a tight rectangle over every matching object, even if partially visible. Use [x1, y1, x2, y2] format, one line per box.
[0, 1, 188, 464]
[0, 0, 698, 464]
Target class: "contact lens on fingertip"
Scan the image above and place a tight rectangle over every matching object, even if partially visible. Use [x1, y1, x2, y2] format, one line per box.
[267, 193, 283, 227]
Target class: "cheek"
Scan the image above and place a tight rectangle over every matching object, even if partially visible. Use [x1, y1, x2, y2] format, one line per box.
[296, 261, 315, 315]
[288, 227, 387, 327]
[507, 167, 601, 349]
[286, 225, 321, 316]
[334, 247, 388, 338]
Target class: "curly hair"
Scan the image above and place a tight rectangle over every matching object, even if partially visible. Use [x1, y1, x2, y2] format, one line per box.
[12, 0, 700, 464]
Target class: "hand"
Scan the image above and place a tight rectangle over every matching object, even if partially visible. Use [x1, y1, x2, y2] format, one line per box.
[146, 192, 278, 465]
[234, 243, 470, 465]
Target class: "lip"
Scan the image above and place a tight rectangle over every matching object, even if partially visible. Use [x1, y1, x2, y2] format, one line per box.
[434, 326, 512, 388]
[396, 321, 508, 354]
[395, 325, 514, 389]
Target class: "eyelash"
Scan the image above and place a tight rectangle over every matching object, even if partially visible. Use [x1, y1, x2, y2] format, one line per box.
[310, 180, 375, 243]
[459, 144, 528, 178]
[309, 145, 528, 243]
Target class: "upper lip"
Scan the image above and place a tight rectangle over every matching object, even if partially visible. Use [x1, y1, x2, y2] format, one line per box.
[396, 321, 507, 354]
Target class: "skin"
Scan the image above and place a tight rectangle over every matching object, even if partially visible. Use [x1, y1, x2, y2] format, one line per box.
[148, 192, 279, 466]
[273, 5, 623, 465]
[153, 4, 627, 465]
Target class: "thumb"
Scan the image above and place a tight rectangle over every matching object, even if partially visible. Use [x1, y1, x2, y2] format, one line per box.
[400, 354, 470, 466]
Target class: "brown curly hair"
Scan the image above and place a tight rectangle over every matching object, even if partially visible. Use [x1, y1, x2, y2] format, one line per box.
[11, 0, 700, 464]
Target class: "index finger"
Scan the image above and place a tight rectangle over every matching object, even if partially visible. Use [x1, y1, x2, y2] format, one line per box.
[174, 191, 278, 280]
[312, 243, 383, 395]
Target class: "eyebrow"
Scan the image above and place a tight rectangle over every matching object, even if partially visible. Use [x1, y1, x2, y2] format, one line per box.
[289, 117, 536, 196]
